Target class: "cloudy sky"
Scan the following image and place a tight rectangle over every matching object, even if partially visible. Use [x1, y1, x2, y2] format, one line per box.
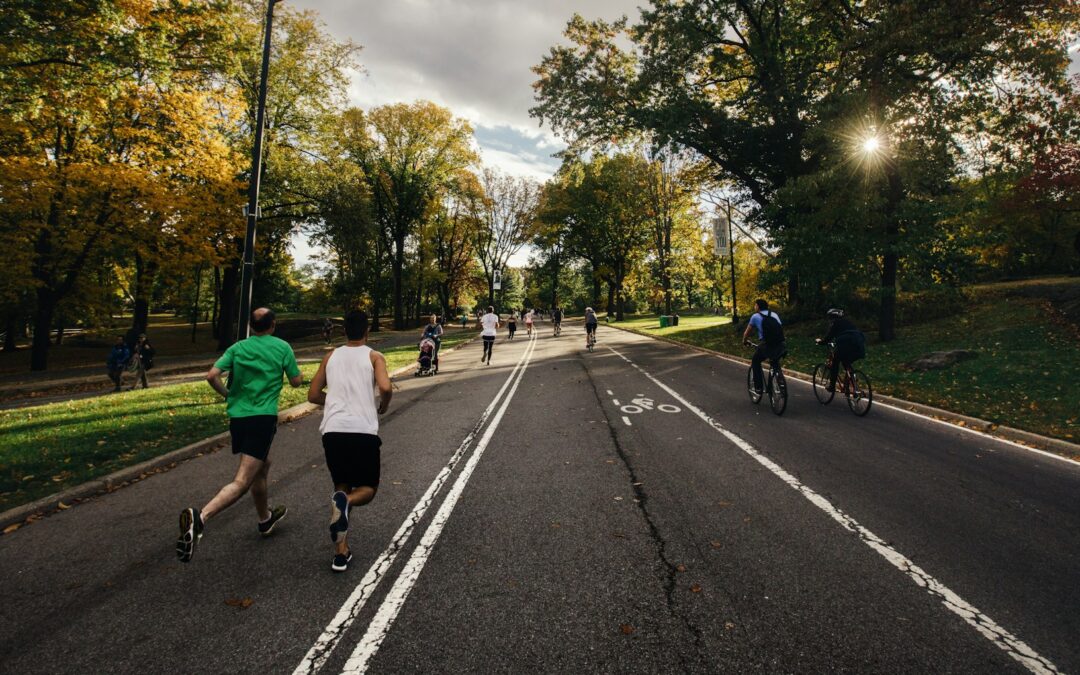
[287, 0, 642, 263]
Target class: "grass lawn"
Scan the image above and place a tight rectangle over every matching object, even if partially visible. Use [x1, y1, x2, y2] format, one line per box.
[0, 332, 474, 512]
[613, 297, 1078, 444]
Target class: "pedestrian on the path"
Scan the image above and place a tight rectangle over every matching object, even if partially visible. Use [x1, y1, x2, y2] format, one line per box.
[129, 334, 155, 390]
[106, 337, 129, 392]
[507, 312, 517, 340]
[176, 307, 303, 563]
[480, 306, 499, 364]
[307, 309, 393, 572]
[524, 309, 534, 336]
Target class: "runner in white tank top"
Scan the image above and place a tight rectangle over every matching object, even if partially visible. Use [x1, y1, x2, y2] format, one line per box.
[320, 345, 380, 435]
[308, 310, 393, 572]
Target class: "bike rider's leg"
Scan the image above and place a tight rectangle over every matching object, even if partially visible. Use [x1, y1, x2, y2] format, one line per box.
[751, 345, 767, 392]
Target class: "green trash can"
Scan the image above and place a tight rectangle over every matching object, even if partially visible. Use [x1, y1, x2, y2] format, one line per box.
[659, 315, 670, 328]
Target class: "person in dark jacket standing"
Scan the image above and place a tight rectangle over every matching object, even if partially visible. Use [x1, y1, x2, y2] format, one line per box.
[106, 337, 130, 392]
[815, 309, 866, 392]
[130, 334, 155, 390]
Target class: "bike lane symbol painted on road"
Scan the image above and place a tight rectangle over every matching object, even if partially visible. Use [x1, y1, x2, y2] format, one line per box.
[616, 395, 681, 416]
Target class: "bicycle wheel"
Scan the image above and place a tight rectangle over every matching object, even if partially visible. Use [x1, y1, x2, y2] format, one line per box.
[812, 364, 835, 404]
[846, 370, 873, 416]
[747, 366, 762, 405]
[769, 368, 788, 416]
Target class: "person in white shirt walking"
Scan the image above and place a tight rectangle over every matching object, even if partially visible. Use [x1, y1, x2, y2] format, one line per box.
[307, 310, 393, 572]
[479, 306, 500, 364]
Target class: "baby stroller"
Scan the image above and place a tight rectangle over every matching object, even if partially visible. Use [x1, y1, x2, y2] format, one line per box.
[415, 337, 439, 376]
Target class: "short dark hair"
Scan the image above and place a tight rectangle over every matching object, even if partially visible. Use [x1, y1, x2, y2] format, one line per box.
[250, 308, 275, 332]
[344, 309, 369, 340]
[754, 299, 769, 311]
[487, 306, 494, 313]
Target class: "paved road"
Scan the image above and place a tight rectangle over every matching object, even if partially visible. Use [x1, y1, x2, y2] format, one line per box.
[1, 326, 1077, 674]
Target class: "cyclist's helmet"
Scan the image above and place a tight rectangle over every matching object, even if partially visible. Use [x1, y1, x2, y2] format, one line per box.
[585, 307, 594, 313]
[826, 308, 845, 320]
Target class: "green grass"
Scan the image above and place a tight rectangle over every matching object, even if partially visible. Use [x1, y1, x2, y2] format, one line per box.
[613, 300, 1079, 444]
[0, 333, 474, 513]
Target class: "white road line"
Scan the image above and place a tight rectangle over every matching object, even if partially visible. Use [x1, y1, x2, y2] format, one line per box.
[612, 398, 621, 406]
[606, 345, 1062, 675]
[606, 389, 613, 395]
[339, 332, 539, 674]
[292, 334, 536, 675]
[622, 416, 632, 426]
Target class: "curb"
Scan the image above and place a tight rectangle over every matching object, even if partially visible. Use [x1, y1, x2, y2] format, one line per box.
[0, 334, 480, 533]
[603, 323, 1080, 462]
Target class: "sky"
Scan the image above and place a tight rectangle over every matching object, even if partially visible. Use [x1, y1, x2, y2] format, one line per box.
[287, 0, 643, 266]
[285, 1, 1080, 266]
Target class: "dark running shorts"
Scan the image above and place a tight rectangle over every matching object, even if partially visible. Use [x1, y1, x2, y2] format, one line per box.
[229, 414, 278, 461]
[322, 432, 382, 489]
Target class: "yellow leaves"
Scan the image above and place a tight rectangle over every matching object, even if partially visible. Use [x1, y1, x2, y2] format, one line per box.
[224, 596, 254, 609]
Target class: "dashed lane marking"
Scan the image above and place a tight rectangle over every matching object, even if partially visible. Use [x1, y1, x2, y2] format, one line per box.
[622, 416, 632, 426]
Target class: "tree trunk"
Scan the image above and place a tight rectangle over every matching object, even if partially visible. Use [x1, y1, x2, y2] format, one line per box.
[592, 273, 602, 311]
[879, 164, 903, 342]
[606, 281, 615, 316]
[132, 253, 151, 336]
[54, 316, 64, 345]
[30, 288, 56, 371]
[615, 261, 626, 321]
[211, 266, 221, 339]
[217, 264, 239, 351]
[3, 314, 16, 352]
[191, 265, 203, 343]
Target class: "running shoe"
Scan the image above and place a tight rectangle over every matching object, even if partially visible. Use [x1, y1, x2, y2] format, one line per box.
[258, 505, 288, 536]
[331, 549, 353, 573]
[329, 491, 349, 543]
[176, 507, 203, 563]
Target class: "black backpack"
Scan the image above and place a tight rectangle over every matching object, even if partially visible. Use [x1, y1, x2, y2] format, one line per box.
[759, 311, 785, 346]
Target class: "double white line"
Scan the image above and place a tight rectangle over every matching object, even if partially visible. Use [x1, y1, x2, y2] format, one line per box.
[294, 332, 538, 675]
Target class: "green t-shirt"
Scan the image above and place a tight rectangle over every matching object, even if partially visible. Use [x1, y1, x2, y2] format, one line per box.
[213, 334, 301, 418]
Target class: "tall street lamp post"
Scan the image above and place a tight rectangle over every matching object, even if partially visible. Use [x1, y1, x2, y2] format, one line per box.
[237, 0, 279, 342]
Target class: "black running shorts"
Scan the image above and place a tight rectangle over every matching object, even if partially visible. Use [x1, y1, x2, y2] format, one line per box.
[322, 432, 382, 489]
[229, 414, 278, 461]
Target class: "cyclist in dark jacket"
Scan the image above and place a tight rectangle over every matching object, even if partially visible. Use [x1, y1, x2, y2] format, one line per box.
[816, 309, 866, 392]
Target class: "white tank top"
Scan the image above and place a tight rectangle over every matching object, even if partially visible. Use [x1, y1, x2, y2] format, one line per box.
[320, 345, 380, 435]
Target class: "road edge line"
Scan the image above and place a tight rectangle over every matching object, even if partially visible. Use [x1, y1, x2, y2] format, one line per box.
[602, 324, 1080, 465]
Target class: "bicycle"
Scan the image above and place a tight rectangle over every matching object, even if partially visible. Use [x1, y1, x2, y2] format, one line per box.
[554, 322, 562, 337]
[586, 328, 596, 352]
[812, 341, 872, 416]
[745, 340, 787, 416]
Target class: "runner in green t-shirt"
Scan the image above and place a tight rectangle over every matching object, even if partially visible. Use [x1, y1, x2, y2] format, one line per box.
[176, 307, 303, 563]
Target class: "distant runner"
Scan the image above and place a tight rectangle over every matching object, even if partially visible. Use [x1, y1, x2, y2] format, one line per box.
[507, 312, 517, 340]
[524, 309, 534, 336]
[176, 308, 302, 563]
[480, 306, 500, 364]
[308, 310, 392, 572]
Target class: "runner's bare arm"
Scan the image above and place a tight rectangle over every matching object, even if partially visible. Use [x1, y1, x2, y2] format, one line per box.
[307, 353, 332, 405]
[371, 351, 392, 414]
[206, 367, 228, 398]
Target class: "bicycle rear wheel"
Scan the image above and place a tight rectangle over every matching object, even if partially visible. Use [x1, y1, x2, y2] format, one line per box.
[812, 364, 834, 404]
[747, 366, 762, 405]
[846, 370, 873, 416]
[769, 368, 788, 416]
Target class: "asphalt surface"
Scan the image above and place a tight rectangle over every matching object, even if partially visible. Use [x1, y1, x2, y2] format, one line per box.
[0, 324, 1077, 674]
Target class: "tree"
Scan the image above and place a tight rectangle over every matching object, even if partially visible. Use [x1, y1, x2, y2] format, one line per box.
[341, 102, 477, 329]
[471, 168, 540, 308]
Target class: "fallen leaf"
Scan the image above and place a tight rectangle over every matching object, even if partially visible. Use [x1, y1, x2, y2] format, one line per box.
[613, 496, 623, 501]
[724, 621, 736, 630]
[57, 502, 70, 510]
[710, 540, 722, 549]
[690, 584, 702, 593]
[620, 624, 635, 635]
[3, 523, 20, 534]
[224, 596, 254, 609]
[676, 564, 686, 573]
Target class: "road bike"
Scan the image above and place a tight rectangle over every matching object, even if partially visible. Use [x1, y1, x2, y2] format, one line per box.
[812, 341, 872, 416]
[745, 340, 787, 416]
[586, 328, 596, 352]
